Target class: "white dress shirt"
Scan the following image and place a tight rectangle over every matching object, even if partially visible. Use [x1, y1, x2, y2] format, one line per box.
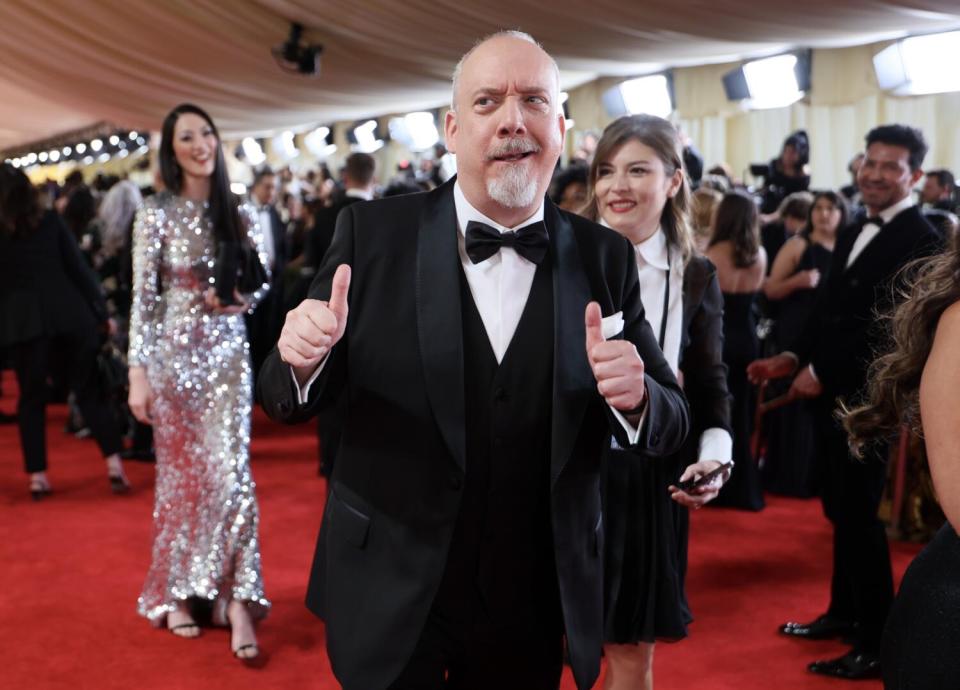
[846, 194, 915, 268]
[628, 228, 732, 465]
[255, 204, 276, 270]
[295, 182, 641, 443]
[344, 188, 374, 202]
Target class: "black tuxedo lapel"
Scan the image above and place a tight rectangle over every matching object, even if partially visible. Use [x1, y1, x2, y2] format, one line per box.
[416, 182, 467, 473]
[845, 207, 919, 278]
[546, 201, 595, 486]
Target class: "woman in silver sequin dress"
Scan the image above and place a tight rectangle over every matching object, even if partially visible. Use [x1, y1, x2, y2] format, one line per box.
[127, 104, 270, 660]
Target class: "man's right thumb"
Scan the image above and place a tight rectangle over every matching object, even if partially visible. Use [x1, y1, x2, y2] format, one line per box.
[328, 264, 351, 316]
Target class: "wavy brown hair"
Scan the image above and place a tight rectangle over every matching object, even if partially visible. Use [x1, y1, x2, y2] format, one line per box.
[708, 190, 760, 268]
[581, 114, 695, 266]
[842, 231, 960, 455]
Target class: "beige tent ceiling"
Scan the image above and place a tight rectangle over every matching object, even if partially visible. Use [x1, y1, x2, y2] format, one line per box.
[1, 0, 959, 153]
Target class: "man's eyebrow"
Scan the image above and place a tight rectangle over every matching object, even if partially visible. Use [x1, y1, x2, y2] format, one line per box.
[471, 87, 506, 98]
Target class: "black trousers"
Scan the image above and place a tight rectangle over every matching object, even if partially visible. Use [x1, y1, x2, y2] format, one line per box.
[818, 398, 893, 653]
[388, 613, 563, 690]
[11, 332, 122, 473]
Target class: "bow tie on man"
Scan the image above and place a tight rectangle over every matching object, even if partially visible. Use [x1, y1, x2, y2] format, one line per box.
[464, 220, 550, 264]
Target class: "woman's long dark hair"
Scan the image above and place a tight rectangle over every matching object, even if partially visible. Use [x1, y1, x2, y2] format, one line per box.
[802, 190, 848, 241]
[582, 114, 695, 266]
[843, 231, 960, 454]
[159, 103, 242, 244]
[708, 190, 760, 268]
[0, 163, 42, 237]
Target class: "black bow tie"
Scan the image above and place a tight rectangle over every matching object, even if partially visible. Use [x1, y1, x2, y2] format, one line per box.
[464, 220, 549, 265]
[864, 216, 884, 228]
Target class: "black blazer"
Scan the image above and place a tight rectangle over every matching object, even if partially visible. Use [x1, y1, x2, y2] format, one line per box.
[679, 256, 732, 450]
[258, 180, 689, 690]
[792, 206, 940, 397]
[306, 194, 364, 271]
[0, 210, 106, 347]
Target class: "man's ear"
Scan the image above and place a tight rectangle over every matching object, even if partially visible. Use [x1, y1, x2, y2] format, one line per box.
[444, 110, 458, 154]
[910, 167, 924, 186]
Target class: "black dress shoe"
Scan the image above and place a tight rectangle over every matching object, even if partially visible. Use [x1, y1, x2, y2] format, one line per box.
[808, 650, 881, 679]
[780, 614, 856, 640]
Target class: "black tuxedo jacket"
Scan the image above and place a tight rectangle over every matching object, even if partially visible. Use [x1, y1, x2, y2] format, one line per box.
[679, 256, 732, 449]
[792, 205, 939, 398]
[0, 210, 106, 348]
[258, 180, 689, 690]
[306, 193, 364, 271]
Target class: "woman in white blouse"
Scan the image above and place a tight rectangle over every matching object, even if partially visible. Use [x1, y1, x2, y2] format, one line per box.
[582, 114, 733, 690]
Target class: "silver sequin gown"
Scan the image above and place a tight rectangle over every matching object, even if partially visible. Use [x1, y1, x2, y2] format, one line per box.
[129, 192, 271, 625]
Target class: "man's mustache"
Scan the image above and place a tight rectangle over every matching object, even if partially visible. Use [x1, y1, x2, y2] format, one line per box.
[486, 138, 541, 160]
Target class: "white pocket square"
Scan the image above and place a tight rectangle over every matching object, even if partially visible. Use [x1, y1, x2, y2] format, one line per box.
[601, 311, 624, 340]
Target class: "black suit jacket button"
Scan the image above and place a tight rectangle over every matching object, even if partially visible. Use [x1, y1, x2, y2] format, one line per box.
[450, 476, 462, 491]
[279, 400, 291, 415]
[650, 433, 660, 446]
[493, 387, 508, 402]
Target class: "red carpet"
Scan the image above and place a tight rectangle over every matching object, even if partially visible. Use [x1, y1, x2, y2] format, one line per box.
[0, 375, 920, 689]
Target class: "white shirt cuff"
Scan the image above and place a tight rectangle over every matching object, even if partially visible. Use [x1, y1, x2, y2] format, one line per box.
[610, 404, 645, 446]
[289, 355, 329, 405]
[698, 427, 733, 466]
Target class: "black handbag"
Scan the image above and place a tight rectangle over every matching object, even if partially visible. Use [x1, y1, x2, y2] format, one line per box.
[215, 240, 267, 305]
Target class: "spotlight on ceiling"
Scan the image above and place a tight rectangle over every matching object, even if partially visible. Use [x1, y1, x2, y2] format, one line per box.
[874, 30, 960, 96]
[272, 22, 323, 76]
[349, 120, 385, 153]
[603, 73, 675, 119]
[722, 51, 811, 110]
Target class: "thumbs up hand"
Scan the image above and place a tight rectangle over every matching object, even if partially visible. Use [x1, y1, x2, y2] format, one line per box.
[279, 264, 351, 384]
[585, 301, 646, 412]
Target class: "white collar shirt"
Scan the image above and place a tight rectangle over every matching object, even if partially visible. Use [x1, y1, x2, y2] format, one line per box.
[454, 181, 543, 364]
[846, 194, 915, 268]
[253, 200, 276, 270]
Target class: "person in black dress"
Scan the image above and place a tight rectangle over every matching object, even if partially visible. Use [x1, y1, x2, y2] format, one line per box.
[706, 191, 767, 510]
[761, 191, 845, 496]
[0, 163, 128, 498]
[842, 228, 960, 689]
[583, 114, 732, 690]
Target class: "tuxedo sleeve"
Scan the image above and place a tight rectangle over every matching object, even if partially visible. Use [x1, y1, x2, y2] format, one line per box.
[258, 205, 354, 424]
[608, 237, 690, 456]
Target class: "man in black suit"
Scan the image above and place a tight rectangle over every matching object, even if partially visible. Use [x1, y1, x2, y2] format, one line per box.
[258, 31, 689, 690]
[920, 168, 955, 214]
[246, 166, 288, 380]
[749, 125, 940, 680]
[305, 152, 376, 273]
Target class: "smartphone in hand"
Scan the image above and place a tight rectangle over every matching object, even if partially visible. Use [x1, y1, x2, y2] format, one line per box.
[674, 462, 732, 493]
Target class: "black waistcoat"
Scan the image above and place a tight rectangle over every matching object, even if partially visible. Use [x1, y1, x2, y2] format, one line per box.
[431, 253, 559, 633]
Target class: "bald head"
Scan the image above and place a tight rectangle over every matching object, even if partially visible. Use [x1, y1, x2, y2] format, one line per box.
[444, 30, 566, 227]
[451, 31, 561, 111]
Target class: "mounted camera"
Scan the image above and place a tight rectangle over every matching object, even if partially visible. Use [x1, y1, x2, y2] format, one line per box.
[272, 23, 323, 76]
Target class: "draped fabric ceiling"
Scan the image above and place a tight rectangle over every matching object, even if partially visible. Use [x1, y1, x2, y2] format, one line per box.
[1, 0, 959, 154]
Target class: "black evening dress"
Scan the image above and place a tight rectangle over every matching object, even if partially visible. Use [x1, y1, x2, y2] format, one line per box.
[711, 291, 764, 510]
[881, 523, 960, 689]
[762, 240, 833, 497]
